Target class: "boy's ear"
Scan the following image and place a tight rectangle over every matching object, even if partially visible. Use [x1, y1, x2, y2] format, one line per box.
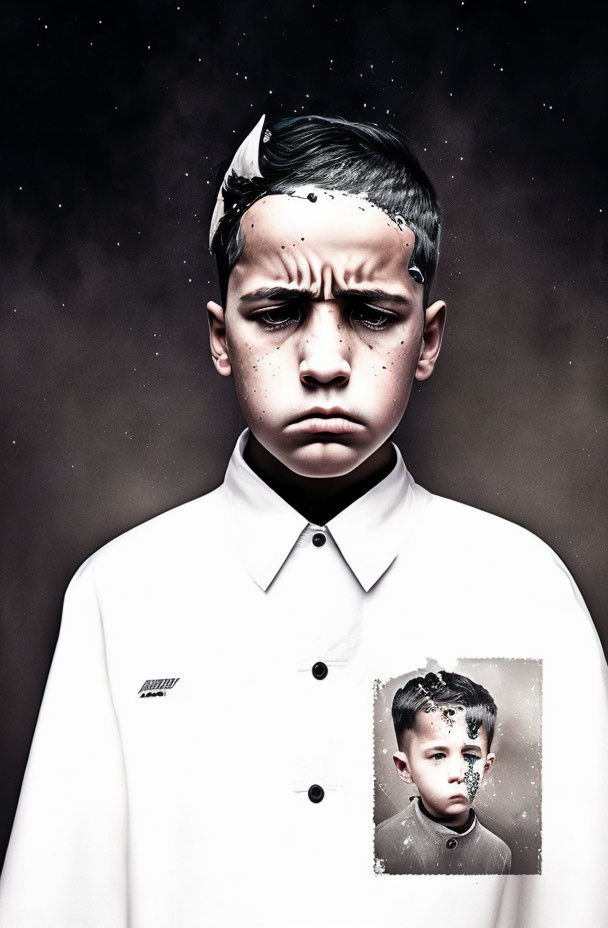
[415, 299, 446, 382]
[483, 753, 496, 776]
[207, 300, 232, 377]
[393, 750, 415, 784]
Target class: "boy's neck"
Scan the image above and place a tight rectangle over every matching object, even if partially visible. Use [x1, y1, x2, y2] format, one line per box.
[243, 434, 396, 525]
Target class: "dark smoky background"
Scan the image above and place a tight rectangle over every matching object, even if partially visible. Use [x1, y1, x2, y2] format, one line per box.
[1, 0, 606, 866]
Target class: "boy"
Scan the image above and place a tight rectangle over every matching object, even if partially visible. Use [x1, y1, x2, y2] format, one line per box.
[0, 115, 606, 927]
[375, 670, 511, 875]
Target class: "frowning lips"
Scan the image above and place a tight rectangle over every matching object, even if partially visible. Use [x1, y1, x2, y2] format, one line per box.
[287, 407, 365, 434]
[291, 406, 362, 423]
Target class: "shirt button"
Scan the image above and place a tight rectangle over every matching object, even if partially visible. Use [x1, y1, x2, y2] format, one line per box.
[446, 838, 458, 849]
[312, 532, 326, 547]
[312, 661, 328, 680]
[308, 784, 325, 803]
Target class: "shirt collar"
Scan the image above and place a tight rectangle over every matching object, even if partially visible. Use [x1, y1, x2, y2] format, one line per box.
[327, 443, 417, 592]
[221, 428, 419, 592]
[415, 798, 478, 837]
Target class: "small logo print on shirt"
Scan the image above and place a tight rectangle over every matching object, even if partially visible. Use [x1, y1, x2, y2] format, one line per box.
[138, 678, 180, 698]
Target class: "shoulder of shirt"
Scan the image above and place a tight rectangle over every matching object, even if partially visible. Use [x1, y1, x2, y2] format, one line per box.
[375, 800, 417, 837]
[417, 484, 571, 576]
[69, 484, 225, 584]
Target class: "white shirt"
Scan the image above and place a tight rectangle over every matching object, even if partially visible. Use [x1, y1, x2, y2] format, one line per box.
[1, 429, 606, 928]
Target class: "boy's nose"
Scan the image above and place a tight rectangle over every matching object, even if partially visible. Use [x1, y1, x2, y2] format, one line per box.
[448, 766, 465, 784]
[299, 304, 351, 387]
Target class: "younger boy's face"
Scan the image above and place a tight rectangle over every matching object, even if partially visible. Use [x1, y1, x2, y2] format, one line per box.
[208, 189, 445, 478]
[393, 706, 495, 822]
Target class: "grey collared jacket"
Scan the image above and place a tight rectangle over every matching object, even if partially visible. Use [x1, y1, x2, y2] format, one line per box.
[375, 798, 512, 875]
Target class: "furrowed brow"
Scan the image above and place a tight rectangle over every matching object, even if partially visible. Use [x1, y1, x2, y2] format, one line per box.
[239, 287, 311, 303]
[332, 287, 412, 307]
[239, 286, 412, 306]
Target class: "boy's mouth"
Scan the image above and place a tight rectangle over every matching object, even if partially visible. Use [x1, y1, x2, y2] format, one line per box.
[291, 406, 362, 423]
[285, 407, 365, 436]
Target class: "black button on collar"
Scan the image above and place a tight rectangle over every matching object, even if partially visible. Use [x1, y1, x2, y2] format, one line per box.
[446, 838, 458, 850]
[312, 532, 326, 547]
[308, 784, 325, 803]
[312, 661, 328, 680]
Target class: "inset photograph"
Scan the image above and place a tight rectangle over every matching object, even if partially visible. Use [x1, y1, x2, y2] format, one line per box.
[374, 659, 542, 875]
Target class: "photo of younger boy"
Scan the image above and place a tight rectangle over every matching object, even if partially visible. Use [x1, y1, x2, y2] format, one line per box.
[375, 670, 511, 875]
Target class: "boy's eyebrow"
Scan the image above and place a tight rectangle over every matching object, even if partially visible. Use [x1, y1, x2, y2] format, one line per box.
[333, 287, 413, 307]
[239, 287, 310, 303]
[238, 286, 412, 306]
[423, 742, 483, 753]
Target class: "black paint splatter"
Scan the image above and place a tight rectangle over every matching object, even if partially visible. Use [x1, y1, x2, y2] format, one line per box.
[466, 717, 482, 740]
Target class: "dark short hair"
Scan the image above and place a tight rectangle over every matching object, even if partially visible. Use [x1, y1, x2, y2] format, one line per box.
[392, 671, 498, 751]
[210, 114, 441, 306]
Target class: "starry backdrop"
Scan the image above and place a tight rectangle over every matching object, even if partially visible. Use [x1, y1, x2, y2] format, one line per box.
[0, 0, 606, 865]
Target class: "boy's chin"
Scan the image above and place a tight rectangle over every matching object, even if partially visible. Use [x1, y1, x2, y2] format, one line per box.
[440, 799, 471, 817]
[423, 797, 471, 819]
[279, 442, 370, 479]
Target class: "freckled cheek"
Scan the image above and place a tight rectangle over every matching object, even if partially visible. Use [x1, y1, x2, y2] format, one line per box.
[363, 334, 420, 373]
[359, 346, 418, 408]
[229, 342, 292, 413]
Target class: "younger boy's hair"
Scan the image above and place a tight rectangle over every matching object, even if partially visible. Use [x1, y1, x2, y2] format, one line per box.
[392, 670, 498, 751]
[210, 114, 441, 307]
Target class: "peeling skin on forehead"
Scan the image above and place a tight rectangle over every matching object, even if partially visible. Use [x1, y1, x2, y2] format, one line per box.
[412, 704, 489, 745]
[430, 704, 481, 742]
[227, 187, 421, 308]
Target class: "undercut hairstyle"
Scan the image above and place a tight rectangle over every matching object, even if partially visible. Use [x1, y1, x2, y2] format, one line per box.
[392, 671, 498, 751]
[210, 114, 442, 306]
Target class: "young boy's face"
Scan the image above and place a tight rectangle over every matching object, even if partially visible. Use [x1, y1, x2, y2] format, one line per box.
[208, 188, 446, 479]
[393, 705, 496, 822]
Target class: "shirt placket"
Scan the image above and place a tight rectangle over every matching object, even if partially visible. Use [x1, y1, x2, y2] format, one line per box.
[279, 524, 365, 799]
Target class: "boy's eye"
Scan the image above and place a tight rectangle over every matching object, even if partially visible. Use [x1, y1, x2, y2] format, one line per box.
[351, 305, 391, 329]
[464, 754, 481, 763]
[257, 305, 301, 330]
[431, 753, 446, 761]
[254, 302, 393, 331]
